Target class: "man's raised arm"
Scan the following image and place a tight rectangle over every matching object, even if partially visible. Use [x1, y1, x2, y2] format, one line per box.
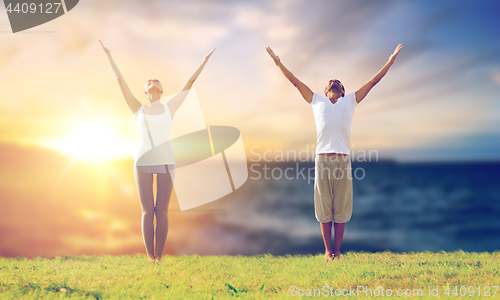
[266, 46, 313, 104]
[355, 44, 403, 104]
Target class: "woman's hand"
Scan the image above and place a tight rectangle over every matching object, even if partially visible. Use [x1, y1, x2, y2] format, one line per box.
[99, 40, 111, 55]
[389, 44, 402, 62]
[266, 46, 280, 65]
[204, 48, 216, 62]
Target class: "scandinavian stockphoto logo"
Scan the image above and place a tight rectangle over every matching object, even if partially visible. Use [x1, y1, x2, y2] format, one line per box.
[129, 89, 248, 211]
[3, 0, 79, 33]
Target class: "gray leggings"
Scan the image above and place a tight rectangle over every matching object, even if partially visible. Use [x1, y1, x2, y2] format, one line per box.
[133, 164, 175, 259]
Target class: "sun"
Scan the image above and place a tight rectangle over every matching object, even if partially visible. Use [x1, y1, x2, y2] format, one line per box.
[41, 117, 133, 162]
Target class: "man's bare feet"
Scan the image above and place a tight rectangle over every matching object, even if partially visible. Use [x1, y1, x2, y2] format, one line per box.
[324, 251, 334, 261]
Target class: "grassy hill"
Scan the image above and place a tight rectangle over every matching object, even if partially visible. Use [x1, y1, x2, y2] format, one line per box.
[1, 250, 499, 299]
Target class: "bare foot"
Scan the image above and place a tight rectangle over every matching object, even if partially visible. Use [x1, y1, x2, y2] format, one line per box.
[147, 256, 155, 262]
[324, 251, 334, 261]
[333, 251, 341, 259]
[154, 257, 162, 264]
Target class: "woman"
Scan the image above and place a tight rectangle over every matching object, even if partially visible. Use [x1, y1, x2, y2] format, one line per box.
[100, 40, 214, 263]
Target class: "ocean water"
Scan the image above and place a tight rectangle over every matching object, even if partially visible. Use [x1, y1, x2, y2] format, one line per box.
[196, 161, 500, 255]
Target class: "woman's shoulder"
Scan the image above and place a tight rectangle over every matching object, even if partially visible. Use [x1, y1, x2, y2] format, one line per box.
[133, 104, 144, 115]
[163, 102, 171, 111]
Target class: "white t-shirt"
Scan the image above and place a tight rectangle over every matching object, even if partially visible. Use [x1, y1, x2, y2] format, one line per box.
[310, 92, 358, 155]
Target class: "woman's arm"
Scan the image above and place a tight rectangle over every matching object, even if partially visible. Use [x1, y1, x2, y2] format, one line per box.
[266, 46, 313, 104]
[355, 44, 402, 104]
[167, 48, 215, 117]
[100, 40, 142, 113]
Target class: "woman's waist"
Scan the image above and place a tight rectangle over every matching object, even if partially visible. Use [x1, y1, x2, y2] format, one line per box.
[135, 142, 174, 155]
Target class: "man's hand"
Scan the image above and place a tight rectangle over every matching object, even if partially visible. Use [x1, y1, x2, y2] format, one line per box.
[355, 44, 403, 104]
[389, 44, 402, 62]
[266, 46, 312, 103]
[99, 40, 111, 55]
[266, 46, 280, 65]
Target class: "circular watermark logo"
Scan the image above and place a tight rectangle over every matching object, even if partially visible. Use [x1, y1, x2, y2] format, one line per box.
[4, 0, 79, 33]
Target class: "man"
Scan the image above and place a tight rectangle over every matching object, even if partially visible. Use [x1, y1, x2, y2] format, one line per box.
[266, 44, 402, 260]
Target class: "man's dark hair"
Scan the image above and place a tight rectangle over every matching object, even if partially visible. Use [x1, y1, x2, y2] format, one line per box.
[327, 79, 345, 97]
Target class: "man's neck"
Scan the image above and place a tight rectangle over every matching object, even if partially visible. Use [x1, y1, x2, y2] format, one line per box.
[329, 97, 339, 104]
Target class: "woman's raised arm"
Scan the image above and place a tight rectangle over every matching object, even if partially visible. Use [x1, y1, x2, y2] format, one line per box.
[167, 48, 215, 118]
[100, 40, 142, 113]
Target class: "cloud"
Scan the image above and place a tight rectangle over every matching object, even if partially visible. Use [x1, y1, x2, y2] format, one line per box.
[491, 68, 500, 85]
[0, 46, 20, 67]
[1, 0, 500, 163]
[0, 142, 233, 257]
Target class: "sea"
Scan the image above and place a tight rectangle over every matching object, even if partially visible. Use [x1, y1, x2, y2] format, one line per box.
[189, 160, 500, 255]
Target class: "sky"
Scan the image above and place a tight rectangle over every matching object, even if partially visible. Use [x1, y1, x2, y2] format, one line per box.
[0, 0, 499, 162]
[0, 0, 500, 257]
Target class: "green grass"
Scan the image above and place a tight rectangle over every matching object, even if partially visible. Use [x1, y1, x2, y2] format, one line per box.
[1, 250, 499, 299]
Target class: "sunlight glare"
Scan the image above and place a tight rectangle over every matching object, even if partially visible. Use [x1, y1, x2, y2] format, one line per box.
[41, 118, 134, 162]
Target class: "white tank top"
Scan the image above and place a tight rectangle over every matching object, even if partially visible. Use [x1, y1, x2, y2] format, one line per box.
[134, 103, 175, 166]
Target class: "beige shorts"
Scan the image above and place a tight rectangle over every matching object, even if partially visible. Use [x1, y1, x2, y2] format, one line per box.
[314, 155, 353, 223]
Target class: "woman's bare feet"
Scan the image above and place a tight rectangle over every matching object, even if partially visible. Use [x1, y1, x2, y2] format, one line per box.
[154, 256, 162, 264]
[324, 251, 334, 261]
[333, 251, 341, 259]
[147, 255, 155, 262]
